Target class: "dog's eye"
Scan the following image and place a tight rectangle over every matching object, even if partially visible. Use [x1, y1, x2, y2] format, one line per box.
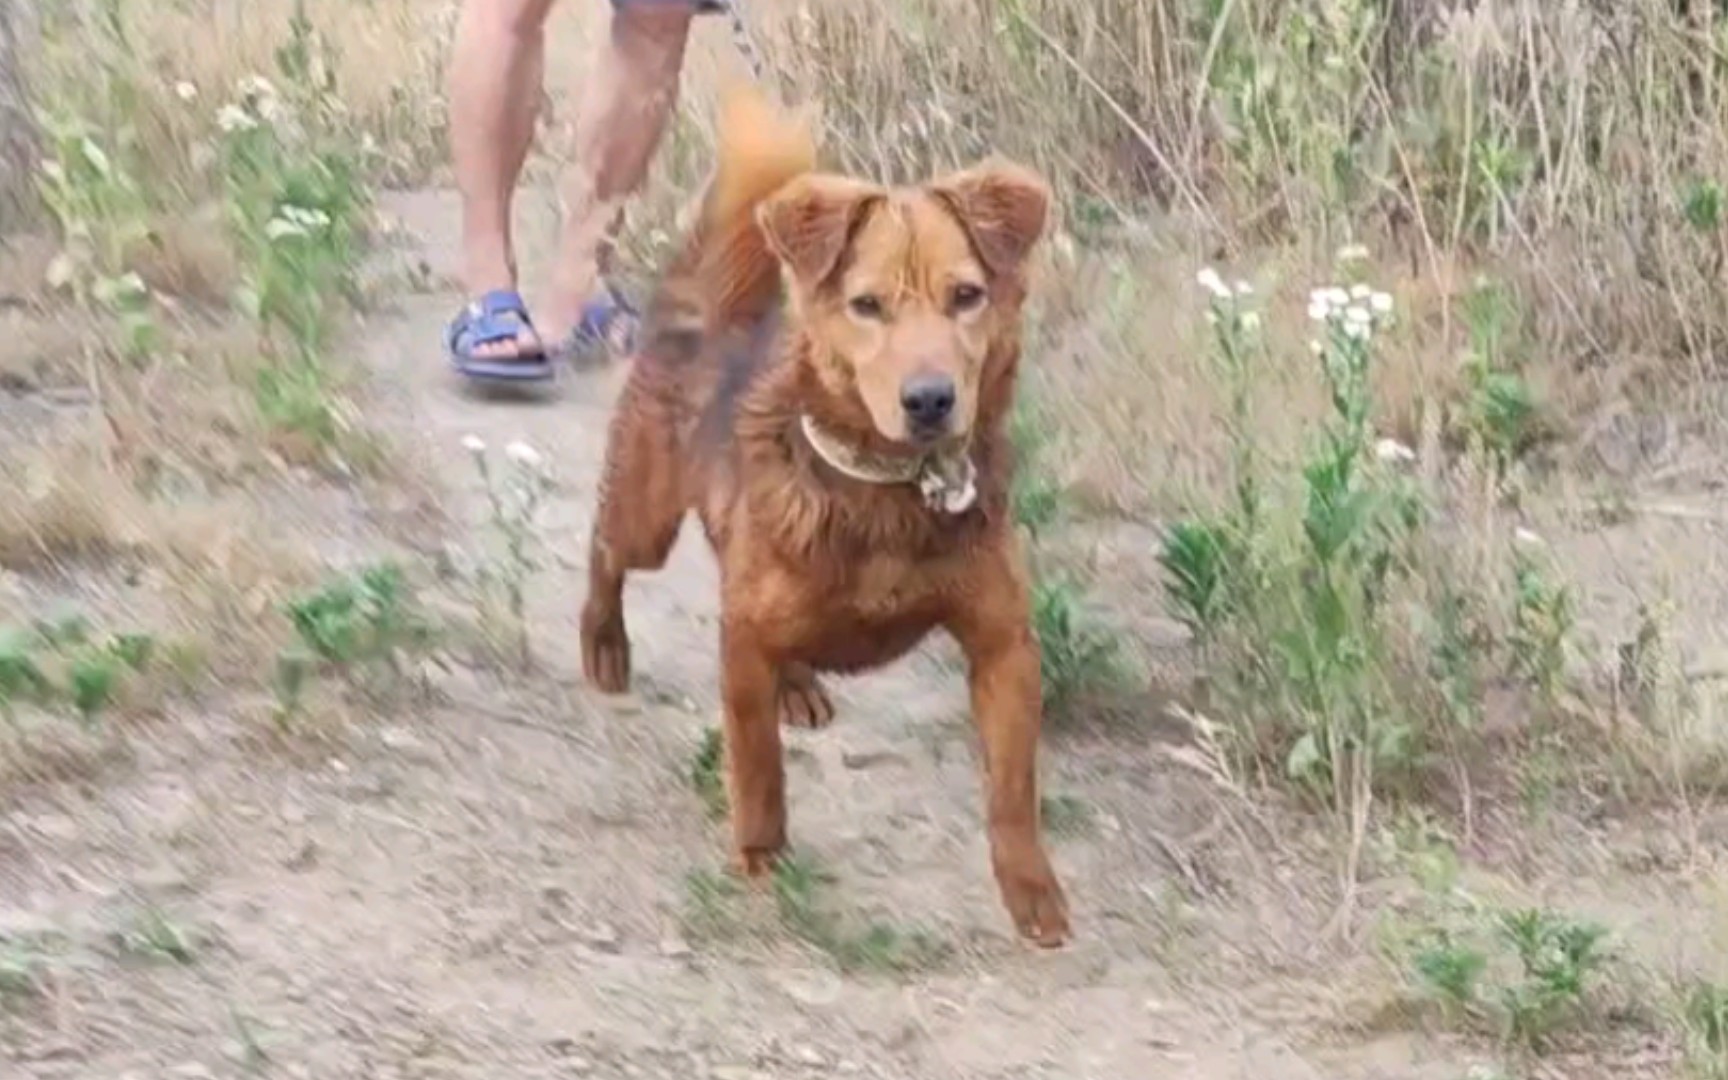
[950, 283, 987, 313]
[847, 294, 885, 319]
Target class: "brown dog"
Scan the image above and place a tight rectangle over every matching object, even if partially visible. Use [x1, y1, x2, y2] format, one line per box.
[579, 86, 1069, 947]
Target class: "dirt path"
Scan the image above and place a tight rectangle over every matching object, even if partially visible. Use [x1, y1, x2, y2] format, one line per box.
[1, 189, 1462, 1079]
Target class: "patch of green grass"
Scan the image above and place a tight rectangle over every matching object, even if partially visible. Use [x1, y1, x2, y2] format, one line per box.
[0, 939, 54, 1007]
[769, 853, 949, 975]
[1040, 792, 1096, 837]
[113, 905, 197, 966]
[689, 726, 727, 820]
[1682, 980, 1728, 1079]
[0, 613, 160, 728]
[1008, 398, 1064, 538]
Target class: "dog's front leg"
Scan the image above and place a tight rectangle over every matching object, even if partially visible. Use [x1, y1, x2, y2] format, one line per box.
[720, 615, 787, 876]
[950, 564, 1071, 948]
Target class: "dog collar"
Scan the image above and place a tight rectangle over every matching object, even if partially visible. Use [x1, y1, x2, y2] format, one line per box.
[798, 415, 978, 515]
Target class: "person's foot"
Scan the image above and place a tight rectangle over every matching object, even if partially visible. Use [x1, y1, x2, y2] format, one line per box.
[542, 287, 641, 366]
[446, 288, 555, 382]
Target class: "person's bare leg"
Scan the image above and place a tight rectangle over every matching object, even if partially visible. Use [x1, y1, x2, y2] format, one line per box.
[539, 3, 696, 350]
[448, 0, 557, 360]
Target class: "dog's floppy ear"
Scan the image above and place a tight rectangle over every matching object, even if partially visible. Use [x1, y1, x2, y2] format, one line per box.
[756, 173, 881, 289]
[928, 160, 1051, 277]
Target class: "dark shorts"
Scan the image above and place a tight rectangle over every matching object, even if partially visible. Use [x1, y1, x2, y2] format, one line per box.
[611, 0, 726, 10]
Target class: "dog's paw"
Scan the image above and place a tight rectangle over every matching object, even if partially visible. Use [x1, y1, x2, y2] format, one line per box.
[733, 844, 785, 878]
[776, 666, 835, 729]
[580, 602, 631, 694]
[997, 852, 1071, 949]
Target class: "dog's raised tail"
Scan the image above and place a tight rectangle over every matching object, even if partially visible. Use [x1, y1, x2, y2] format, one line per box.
[699, 82, 817, 329]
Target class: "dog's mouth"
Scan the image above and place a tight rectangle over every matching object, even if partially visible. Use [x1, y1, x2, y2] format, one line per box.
[904, 423, 951, 449]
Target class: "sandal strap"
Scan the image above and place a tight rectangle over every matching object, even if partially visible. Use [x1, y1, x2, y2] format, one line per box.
[449, 289, 537, 351]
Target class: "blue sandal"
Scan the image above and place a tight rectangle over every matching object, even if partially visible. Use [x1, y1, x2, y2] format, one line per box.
[553, 288, 641, 365]
[446, 289, 555, 383]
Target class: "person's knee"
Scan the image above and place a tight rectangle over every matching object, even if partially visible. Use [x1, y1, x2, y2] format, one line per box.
[461, 0, 557, 43]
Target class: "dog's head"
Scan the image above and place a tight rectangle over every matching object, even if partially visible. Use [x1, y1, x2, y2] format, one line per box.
[755, 161, 1050, 448]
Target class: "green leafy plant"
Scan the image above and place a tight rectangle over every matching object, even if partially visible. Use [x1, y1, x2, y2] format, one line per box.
[275, 561, 435, 716]
[0, 615, 158, 728]
[1508, 536, 1575, 704]
[1496, 908, 1609, 1049]
[464, 437, 553, 669]
[1032, 576, 1124, 719]
[689, 725, 727, 820]
[1683, 980, 1728, 1078]
[1008, 399, 1063, 537]
[1455, 278, 1540, 475]
[1404, 903, 1610, 1051]
[1413, 927, 1489, 1020]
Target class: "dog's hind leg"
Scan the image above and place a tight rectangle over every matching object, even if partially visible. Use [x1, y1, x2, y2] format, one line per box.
[776, 662, 835, 729]
[581, 367, 687, 694]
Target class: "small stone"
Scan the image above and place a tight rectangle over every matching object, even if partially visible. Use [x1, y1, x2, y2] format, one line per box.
[840, 749, 908, 770]
[21, 813, 78, 842]
[0, 908, 56, 940]
[773, 967, 843, 1007]
[582, 923, 621, 953]
[284, 839, 319, 871]
[134, 865, 191, 894]
[379, 727, 431, 758]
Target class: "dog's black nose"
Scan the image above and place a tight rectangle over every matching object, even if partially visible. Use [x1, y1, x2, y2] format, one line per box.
[900, 373, 956, 428]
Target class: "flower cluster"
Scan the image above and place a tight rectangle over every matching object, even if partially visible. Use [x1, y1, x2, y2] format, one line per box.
[462, 435, 546, 473]
[1196, 266, 1261, 331]
[264, 204, 332, 242]
[1308, 283, 1394, 341]
[216, 74, 286, 134]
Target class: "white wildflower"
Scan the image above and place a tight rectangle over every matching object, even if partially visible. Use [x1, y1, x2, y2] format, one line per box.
[1241, 311, 1261, 331]
[265, 205, 331, 242]
[1370, 291, 1394, 315]
[236, 74, 278, 102]
[1337, 243, 1370, 263]
[216, 104, 257, 134]
[279, 204, 330, 231]
[264, 217, 306, 241]
[505, 441, 544, 469]
[1322, 286, 1350, 308]
[1233, 279, 1253, 297]
[462, 435, 487, 454]
[1342, 319, 1371, 340]
[1195, 266, 1230, 301]
[1344, 305, 1372, 326]
[1374, 438, 1416, 464]
[174, 81, 198, 102]
[1309, 340, 1324, 355]
[1307, 297, 1331, 322]
[1350, 283, 1372, 301]
[256, 94, 288, 125]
